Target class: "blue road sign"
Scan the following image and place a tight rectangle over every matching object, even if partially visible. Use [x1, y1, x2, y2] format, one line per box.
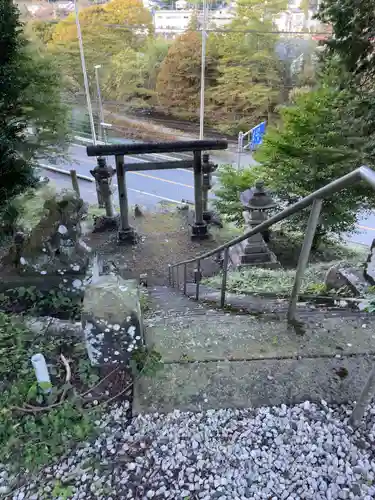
[250, 121, 266, 150]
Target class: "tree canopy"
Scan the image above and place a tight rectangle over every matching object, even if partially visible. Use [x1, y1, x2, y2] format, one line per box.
[0, 0, 70, 213]
[156, 31, 218, 120]
[315, 0, 375, 87]
[48, 0, 153, 93]
[208, 0, 286, 132]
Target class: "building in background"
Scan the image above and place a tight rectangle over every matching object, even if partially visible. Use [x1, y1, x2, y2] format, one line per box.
[153, 5, 235, 38]
[149, 0, 327, 39]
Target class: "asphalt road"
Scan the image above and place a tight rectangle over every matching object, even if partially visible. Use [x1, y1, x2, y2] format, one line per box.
[39, 143, 375, 247]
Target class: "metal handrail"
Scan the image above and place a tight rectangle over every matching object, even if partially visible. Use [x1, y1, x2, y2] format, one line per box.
[168, 165, 375, 323]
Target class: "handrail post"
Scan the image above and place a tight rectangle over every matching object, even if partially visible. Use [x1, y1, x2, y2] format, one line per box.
[195, 260, 201, 300]
[220, 248, 229, 308]
[183, 264, 187, 295]
[191, 151, 209, 240]
[287, 199, 323, 325]
[176, 265, 180, 290]
[115, 154, 136, 243]
[168, 265, 172, 286]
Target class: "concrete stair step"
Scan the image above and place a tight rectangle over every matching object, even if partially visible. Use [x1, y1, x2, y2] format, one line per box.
[134, 297, 375, 414]
[133, 355, 374, 414]
[144, 312, 375, 363]
[147, 285, 209, 317]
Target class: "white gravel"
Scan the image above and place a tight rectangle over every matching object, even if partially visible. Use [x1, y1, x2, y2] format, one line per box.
[5, 401, 375, 499]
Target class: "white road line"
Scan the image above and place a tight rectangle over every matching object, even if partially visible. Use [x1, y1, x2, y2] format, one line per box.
[72, 143, 148, 163]
[141, 152, 191, 162]
[128, 171, 193, 188]
[41, 161, 193, 188]
[127, 188, 181, 203]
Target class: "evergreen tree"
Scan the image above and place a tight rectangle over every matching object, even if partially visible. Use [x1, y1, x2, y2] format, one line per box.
[0, 0, 69, 212]
[256, 87, 375, 240]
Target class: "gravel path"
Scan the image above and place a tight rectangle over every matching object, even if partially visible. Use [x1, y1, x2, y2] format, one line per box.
[5, 400, 375, 499]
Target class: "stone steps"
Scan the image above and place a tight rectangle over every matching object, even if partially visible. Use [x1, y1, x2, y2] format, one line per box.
[134, 287, 375, 414]
[134, 355, 374, 414]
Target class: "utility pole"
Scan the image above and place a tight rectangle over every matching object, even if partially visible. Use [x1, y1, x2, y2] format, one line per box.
[74, 0, 106, 208]
[199, 0, 208, 140]
[74, 0, 96, 146]
[94, 64, 107, 144]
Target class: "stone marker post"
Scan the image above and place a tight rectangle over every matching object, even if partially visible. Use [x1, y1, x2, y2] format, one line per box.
[82, 275, 144, 366]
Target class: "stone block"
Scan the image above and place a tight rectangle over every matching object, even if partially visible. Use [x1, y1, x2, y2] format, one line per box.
[364, 238, 375, 285]
[82, 276, 144, 366]
[244, 243, 269, 254]
[241, 253, 271, 264]
[3, 190, 91, 278]
[325, 264, 369, 297]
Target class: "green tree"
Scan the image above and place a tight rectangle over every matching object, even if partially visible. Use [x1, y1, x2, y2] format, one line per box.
[102, 37, 169, 108]
[0, 0, 70, 213]
[103, 47, 150, 106]
[48, 0, 153, 93]
[315, 0, 375, 87]
[156, 31, 218, 119]
[208, 0, 287, 133]
[142, 37, 171, 92]
[28, 20, 55, 45]
[255, 87, 375, 241]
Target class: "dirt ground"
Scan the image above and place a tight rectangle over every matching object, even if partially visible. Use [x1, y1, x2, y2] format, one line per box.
[88, 205, 236, 286]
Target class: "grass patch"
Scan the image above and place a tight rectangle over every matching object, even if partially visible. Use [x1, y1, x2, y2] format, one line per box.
[0, 312, 101, 475]
[139, 288, 151, 313]
[204, 261, 359, 297]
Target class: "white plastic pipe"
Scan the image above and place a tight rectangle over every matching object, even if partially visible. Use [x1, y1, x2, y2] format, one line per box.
[31, 353, 52, 393]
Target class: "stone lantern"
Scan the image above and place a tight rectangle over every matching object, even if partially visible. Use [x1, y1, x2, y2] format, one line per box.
[239, 180, 279, 267]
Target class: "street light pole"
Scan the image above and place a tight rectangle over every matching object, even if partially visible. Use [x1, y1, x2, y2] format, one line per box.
[94, 64, 107, 144]
[199, 0, 208, 140]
